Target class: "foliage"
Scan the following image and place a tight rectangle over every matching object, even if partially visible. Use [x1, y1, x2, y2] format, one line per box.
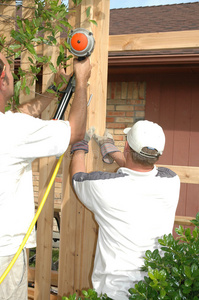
[129, 212, 199, 300]
[62, 289, 112, 300]
[0, 0, 95, 110]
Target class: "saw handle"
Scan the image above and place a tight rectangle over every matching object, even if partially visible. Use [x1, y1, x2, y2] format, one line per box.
[78, 56, 86, 61]
[53, 74, 75, 120]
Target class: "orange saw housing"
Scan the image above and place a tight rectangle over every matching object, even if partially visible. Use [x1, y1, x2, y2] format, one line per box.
[71, 33, 88, 51]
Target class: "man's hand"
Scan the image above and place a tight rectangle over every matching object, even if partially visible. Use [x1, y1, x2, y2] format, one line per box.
[54, 65, 71, 92]
[73, 58, 92, 87]
[93, 129, 120, 164]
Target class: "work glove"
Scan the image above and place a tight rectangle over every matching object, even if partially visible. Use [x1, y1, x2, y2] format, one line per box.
[70, 127, 95, 154]
[93, 129, 120, 164]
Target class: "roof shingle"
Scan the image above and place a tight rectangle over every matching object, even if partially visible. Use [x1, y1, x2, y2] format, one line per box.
[110, 2, 199, 35]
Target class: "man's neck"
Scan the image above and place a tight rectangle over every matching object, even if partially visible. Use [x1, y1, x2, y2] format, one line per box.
[125, 159, 154, 173]
[0, 95, 5, 113]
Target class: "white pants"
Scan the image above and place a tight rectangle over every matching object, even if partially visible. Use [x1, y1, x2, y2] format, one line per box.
[0, 249, 27, 300]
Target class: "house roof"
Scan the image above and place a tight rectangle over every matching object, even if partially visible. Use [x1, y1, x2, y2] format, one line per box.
[110, 2, 199, 35]
[109, 2, 199, 60]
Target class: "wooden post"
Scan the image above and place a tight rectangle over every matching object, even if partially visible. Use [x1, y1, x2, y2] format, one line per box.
[20, 1, 36, 104]
[34, 3, 61, 298]
[0, 1, 15, 51]
[58, 0, 110, 298]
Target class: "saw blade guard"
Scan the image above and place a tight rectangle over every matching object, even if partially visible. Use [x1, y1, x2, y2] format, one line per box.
[67, 28, 95, 58]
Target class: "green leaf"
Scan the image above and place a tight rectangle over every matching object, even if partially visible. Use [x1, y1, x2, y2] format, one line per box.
[82, 290, 88, 297]
[14, 80, 22, 97]
[160, 288, 166, 298]
[86, 6, 91, 18]
[145, 250, 152, 259]
[89, 20, 98, 26]
[28, 57, 34, 64]
[59, 44, 65, 54]
[49, 63, 57, 73]
[184, 266, 192, 279]
[184, 278, 193, 287]
[9, 44, 21, 50]
[25, 86, 30, 95]
[26, 43, 36, 55]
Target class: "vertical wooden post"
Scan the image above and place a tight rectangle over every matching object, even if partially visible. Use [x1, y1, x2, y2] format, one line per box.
[34, 2, 61, 298]
[0, 1, 15, 89]
[0, 1, 15, 49]
[58, 1, 110, 298]
[20, 1, 36, 104]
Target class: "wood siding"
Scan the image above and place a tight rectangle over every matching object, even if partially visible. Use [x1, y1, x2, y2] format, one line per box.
[145, 74, 199, 218]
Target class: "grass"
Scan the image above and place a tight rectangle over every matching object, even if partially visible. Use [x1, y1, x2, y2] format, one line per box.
[29, 248, 59, 270]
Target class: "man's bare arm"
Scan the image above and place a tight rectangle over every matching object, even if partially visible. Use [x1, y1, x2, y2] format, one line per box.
[13, 66, 70, 117]
[68, 58, 92, 145]
[70, 150, 86, 177]
[14, 92, 57, 117]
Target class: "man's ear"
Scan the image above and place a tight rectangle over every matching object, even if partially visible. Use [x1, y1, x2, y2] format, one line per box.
[0, 78, 6, 92]
[124, 141, 130, 151]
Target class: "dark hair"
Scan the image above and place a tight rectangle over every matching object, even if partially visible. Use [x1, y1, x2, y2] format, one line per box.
[0, 58, 4, 76]
[0, 57, 8, 83]
[130, 146, 160, 166]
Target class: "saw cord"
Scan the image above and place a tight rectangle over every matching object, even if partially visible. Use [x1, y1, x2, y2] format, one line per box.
[0, 153, 64, 284]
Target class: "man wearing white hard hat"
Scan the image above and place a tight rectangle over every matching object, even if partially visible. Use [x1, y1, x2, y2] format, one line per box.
[70, 120, 180, 300]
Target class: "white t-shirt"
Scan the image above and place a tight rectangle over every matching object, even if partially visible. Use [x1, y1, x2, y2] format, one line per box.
[72, 166, 180, 300]
[0, 111, 71, 256]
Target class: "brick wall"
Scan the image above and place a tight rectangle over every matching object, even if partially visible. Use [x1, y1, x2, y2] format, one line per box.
[33, 81, 146, 204]
[107, 81, 146, 151]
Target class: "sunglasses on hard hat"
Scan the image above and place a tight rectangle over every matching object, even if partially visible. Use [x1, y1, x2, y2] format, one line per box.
[0, 65, 6, 79]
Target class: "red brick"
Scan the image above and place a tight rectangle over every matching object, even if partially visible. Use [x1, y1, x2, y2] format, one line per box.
[107, 105, 115, 111]
[55, 177, 62, 183]
[107, 123, 126, 129]
[127, 100, 142, 105]
[108, 99, 126, 105]
[115, 117, 133, 123]
[107, 111, 125, 116]
[138, 82, 146, 100]
[106, 117, 115, 123]
[113, 135, 125, 141]
[121, 82, 128, 99]
[134, 105, 145, 111]
[111, 82, 116, 99]
[126, 111, 134, 117]
[115, 82, 122, 99]
[116, 105, 133, 111]
[127, 82, 133, 99]
[107, 82, 111, 99]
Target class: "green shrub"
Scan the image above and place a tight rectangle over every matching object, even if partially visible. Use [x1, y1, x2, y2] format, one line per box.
[62, 289, 111, 300]
[129, 212, 199, 300]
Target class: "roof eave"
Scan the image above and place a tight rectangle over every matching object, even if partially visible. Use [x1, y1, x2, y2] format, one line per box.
[108, 53, 199, 66]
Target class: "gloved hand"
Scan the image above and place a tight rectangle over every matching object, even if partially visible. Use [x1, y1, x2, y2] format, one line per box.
[93, 129, 120, 164]
[70, 127, 95, 154]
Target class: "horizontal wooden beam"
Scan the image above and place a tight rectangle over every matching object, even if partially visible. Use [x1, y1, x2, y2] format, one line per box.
[50, 30, 199, 56]
[28, 287, 57, 300]
[108, 30, 199, 52]
[28, 267, 58, 287]
[157, 164, 199, 184]
[174, 215, 194, 227]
